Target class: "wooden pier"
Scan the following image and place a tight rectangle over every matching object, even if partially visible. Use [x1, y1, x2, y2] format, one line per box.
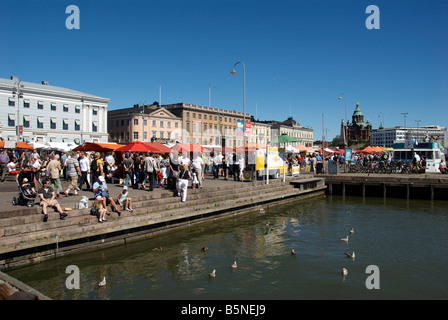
[324, 173, 448, 200]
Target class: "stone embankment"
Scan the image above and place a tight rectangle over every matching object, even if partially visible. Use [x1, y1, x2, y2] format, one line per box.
[0, 177, 325, 271]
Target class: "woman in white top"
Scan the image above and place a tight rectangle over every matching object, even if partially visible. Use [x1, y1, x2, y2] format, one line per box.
[178, 164, 191, 202]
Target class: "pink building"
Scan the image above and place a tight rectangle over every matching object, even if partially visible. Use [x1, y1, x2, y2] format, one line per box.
[108, 104, 182, 144]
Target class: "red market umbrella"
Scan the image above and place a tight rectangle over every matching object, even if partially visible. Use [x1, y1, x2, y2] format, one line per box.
[171, 144, 210, 153]
[73, 142, 124, 152]
[115, 141, 159, 153]
[143, 142, 172, 153]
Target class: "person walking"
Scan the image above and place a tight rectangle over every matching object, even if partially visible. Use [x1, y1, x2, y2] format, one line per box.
[46, 154, 63, 199]
[78, 152, 91, 190]
[64, 151, 81, 197]
[144, 152, 157, 191]
[192, 153, 204, 188]
[90, 152, 103, 185]
[178, 164, 191, 202]
[123, 153, 134, 187]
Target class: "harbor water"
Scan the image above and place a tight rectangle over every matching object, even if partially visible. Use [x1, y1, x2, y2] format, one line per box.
[6, 195, 448, 300]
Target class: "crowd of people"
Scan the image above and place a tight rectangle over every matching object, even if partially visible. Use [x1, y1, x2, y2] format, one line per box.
[1, 146, 447, 223]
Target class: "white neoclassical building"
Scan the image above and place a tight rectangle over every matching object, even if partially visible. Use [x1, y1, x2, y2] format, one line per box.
[0, 76, 110, 145]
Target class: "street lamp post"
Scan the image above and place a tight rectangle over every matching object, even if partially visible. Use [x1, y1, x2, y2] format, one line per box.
[230, 61, 247, 179]
[401, 112, 409, 128]
[13, 80, 24, 142]
[378, 112, 385, 147]
[338, 93, 348, 147]
[415, 120, 421, 143]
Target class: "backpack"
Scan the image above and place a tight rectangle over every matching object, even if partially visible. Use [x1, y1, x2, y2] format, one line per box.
[91, 159, 98, 172]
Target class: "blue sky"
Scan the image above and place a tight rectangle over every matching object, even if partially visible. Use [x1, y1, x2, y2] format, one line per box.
[1, 0, 447, 140]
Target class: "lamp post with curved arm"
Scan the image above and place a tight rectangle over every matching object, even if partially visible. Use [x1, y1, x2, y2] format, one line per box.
[231, 62, 247, 176]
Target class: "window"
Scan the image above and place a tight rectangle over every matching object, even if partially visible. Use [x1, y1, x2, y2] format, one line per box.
[50, 118, 57, 129]
[134, 132, 139, 140]
[92, 122, 98, 132]
[92, 109, 98, 116]
[23, 100, 30, 108]
[134, 119, 138, 125]
[37, 117, 44, 129]
[167, 121, 171, 128]
[51, 103, 57, 111]
[75, 106, 80, 114]
[116, 120, 119, 127]
[63, 119, 69, 130]
[63, 105, 69, 112]
[186, 112, 190, 118]
[23, 115, 30, 128]
[193, 113, 196, 118]
[152, 120, 156, 127]
[143, 132, 147, 140]
[75, 120, 80, 131]
[186, 122, 190, 131]
[198, 114, 202, 119]
[160, 120, 164, 128]
[152, 131, 157, 138]
[160, 131, 164, 138]
[38, 102, 44, 110]
[8, 114, 15, 127]
[8, 98, 15, 107]
[143, 120, 147, 126]
[175, 122, 178, 128]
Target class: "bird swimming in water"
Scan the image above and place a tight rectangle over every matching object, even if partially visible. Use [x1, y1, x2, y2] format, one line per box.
[209, 269, 216, 278]
[201, 246, 208, 252]
[152, 246, 163, 252]
[342, 268, 348, 276]
[345, 252, 355, 259]
[341, 236, 349, 242]
[349, 228, 355, 234]
[231, 261, 237, 268]
[291, 249, 296, 255]
[98, 277, 106, 286]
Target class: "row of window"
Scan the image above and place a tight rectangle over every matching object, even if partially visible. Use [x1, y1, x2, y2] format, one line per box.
[110, 131, 179, 140]
[185, 111, 238, 123]
[7, 114, 98, 132]
[110, 119, 180, 128]
[7, 98, 102, 115]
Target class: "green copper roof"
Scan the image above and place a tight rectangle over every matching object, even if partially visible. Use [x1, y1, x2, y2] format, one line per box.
[353, 102, 363, 116]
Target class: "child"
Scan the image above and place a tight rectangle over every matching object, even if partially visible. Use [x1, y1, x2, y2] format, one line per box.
[93, 197, 109, 223]
[117, 186, 133, 212]
[21, 178, 36, 196]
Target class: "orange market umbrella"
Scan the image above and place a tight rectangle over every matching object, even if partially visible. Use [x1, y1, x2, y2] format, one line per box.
[16, 141, 33, 149]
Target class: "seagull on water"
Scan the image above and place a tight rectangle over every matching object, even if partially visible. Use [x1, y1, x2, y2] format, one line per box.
[342, 268, 348, 276]
[345, 252, 355, 259]
[209, 269, 216, 278]
[98, 277, 106, 286]
[349, 228, 355, 234]
[231, 261, 237, 268]
[291, 249, 296, 255]
[341, 236, 349, 242]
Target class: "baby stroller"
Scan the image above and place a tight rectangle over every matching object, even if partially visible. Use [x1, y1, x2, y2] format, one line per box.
[12, 171, 37, 207]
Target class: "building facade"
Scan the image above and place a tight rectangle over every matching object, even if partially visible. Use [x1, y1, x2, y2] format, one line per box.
[108, 104, 182, 144]
[370, 125, 447, 148]
[258, 117, 313, 147]
[164, 102, 251, 147]
[0, 76, 109, 144]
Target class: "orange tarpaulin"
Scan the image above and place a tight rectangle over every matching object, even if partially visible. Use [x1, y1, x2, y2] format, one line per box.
[73, 142, 124, 152]
[295, 145, 314, 152]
